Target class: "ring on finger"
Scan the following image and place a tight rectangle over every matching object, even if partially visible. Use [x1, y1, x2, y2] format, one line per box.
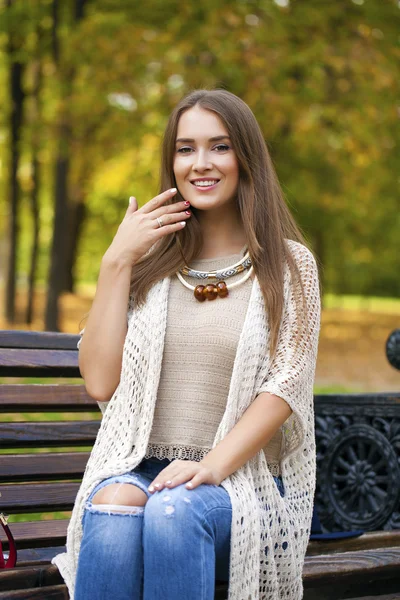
[156, 216, 164, 228]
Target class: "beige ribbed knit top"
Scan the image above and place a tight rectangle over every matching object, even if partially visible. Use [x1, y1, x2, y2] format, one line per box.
[144, 244, 282, 475]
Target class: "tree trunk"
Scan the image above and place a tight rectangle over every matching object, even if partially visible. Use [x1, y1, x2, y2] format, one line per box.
[26, 60, 42, 325]
[45, 126, 70, 331]
[5, 0, 25, 324]
[65, 191, 87, 293]
[44, 0, 87, 331]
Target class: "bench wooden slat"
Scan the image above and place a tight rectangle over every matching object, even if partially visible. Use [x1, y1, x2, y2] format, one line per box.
[0, 546, 64, 568]
[0, 520, 68, 550]
[0, 452, 90, 481]
[352, 593, 400, 600]
[307, 530, 400, 556]
[303, 546, 400, 583]
[350, 596, 400, 600]
[0, 482, 78, 513]
[0, 564, 62, 592]
[0, 421, 99, 447]
[0, 331, 79, 351]
[314, 392, 400, 406]
[0, 385, 97, 412]
[0, 584, 68, 599]
[0, 350, 80, 378]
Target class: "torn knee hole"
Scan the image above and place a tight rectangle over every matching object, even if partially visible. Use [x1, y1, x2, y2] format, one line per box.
[91, 482, 148, 507]
[87, 502, 145, 516]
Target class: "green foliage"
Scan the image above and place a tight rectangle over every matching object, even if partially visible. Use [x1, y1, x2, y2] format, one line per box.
[0, 0, 399, 293]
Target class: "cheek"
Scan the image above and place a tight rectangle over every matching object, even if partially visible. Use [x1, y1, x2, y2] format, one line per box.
[173, 160, 186, 183]
[220, 155, 239, 178]
[225, 161, 239, 187]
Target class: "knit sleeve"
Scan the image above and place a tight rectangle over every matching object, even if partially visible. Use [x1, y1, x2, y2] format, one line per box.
[256, 243, 321, 458]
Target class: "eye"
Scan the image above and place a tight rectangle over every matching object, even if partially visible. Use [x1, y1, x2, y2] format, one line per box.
[176, 146, 193, 154]
[213, 144, 230, 152]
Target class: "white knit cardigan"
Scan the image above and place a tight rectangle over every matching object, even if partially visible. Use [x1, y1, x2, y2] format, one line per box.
[52, 240, 321, 600]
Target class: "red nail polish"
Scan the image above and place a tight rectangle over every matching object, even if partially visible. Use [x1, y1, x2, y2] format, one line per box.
[185, 210, 191, 215]
[184, 201, 190, 206]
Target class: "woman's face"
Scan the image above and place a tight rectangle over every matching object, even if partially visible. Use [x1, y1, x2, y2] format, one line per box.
[173, 106, 239, 215]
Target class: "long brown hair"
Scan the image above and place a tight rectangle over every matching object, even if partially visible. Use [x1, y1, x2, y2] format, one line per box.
[130, 89, 312, 356]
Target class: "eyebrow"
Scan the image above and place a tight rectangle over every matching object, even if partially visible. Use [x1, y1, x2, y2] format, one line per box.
[175, 135, 231, 144]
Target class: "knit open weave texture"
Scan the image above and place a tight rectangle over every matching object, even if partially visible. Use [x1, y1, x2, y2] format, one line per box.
[52, 239, 321, 600]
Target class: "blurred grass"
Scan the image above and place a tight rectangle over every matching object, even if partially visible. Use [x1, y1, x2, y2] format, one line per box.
[314, 384, 358, 394]
[0, 446, 93, 454]
[9, 511, 72, 523]
[324, 293, 400, 314]
[1, 412, 99, 422]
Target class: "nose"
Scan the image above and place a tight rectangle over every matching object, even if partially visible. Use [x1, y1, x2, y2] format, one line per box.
[192, 148, 212, 172]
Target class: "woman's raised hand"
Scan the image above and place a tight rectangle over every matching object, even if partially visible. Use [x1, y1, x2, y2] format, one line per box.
[104, 188, 191, 267]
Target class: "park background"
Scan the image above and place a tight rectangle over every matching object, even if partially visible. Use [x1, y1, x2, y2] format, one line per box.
[0, 0, 399, 396]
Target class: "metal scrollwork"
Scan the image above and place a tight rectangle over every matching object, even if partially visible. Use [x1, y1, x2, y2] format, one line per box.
[371, 417, 400, 458]
[319, 424, 400, 531]
[386, 328, 400, 371]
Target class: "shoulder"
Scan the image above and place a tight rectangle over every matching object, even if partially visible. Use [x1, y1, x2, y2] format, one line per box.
[283, 240, 320, 297]
[285, 239, 318, 271]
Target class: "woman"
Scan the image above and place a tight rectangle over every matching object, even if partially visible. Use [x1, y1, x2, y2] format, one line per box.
[52, 89, 321, 600]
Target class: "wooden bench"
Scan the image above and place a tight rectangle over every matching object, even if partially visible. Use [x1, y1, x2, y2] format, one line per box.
[1, 330, 400, 599]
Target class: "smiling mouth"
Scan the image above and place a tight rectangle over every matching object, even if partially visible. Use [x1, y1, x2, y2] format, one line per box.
[190, 180, 220, 188]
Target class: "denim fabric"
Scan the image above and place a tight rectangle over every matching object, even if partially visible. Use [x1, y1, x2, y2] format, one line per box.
[74, 457, 284, 600]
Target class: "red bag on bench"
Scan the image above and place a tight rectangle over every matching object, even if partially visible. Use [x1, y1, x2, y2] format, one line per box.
[0, 513, 17, 569]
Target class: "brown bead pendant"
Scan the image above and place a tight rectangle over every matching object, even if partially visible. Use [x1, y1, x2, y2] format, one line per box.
[216, 281, 229, 298]
[194, 285, 206, 302]
[194, 281, 229, 302]
[204, 284, 218, 300]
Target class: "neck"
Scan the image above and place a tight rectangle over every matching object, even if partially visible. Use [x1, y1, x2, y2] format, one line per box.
[196, 207, 246, 259]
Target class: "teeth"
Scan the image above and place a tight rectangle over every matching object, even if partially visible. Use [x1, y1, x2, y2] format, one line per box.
[193, 180, 218, 187]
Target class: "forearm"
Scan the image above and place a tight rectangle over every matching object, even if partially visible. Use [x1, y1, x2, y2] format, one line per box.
[200, 392, 292, 481]
[78, 254, 132, 401]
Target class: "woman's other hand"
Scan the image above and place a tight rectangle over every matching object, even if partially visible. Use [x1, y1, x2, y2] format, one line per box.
[104, 188, 191, 268]
[148, 459, 224, 493]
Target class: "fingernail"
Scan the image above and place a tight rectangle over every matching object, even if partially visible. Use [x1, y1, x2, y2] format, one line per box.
[184, 201, 190, 206]
[148, 485, 154, 492]
[180, 221, 186, 226]
[166, 480, 172, 485]
[155, 483, 161, 488]
[185, 210, 191, 215]
[186, 482, 193, 488]
[129, 196, 134, 205]
[170, 187, 177, 193]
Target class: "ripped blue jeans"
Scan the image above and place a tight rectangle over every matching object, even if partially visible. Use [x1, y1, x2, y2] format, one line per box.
[74, 457, 284, 600]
